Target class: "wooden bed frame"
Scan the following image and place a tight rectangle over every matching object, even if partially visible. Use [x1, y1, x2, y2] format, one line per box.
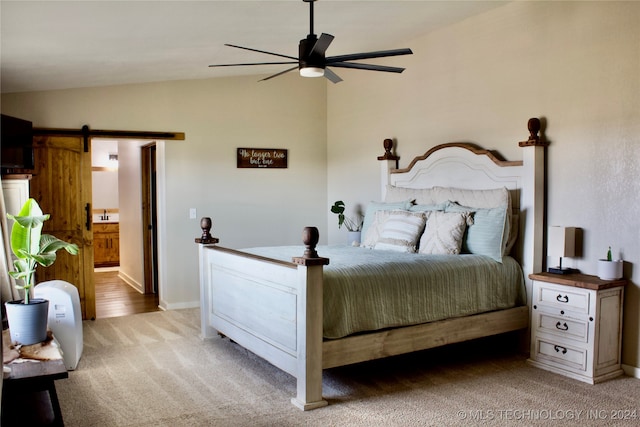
[196, 118, 547, 410]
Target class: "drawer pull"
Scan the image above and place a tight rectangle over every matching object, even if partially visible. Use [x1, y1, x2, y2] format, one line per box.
[556, 294, 569, 303]
[555, 322, 569, 331]
[554, 345, 568, 354]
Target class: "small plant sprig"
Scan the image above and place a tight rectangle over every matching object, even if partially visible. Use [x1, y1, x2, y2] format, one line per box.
[607, 246, 612, 261]
[330, 201, 363, 232]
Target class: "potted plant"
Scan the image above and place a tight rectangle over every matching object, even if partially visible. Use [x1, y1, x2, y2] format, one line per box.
[4, 198, 78, 345]
[597, 246, 623, 280]
[330, 200, 363, 246]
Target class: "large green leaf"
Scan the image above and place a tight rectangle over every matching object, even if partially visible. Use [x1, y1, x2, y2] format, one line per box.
[330, 200, 346, 228]
[40, 234, 79, 256]
[7, 198, 48, 260]
[9, 258, 31, 280]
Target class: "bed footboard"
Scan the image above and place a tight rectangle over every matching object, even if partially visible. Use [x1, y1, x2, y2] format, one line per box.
[197, 227, 329, 410]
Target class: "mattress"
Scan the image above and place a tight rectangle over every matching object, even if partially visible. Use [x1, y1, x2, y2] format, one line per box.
[244, 245, 526, 339]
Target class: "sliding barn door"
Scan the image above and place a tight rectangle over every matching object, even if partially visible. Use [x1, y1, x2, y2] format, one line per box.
[30, 134, 95, 320]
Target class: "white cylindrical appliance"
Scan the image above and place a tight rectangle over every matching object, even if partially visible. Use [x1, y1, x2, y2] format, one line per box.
[34, 280, 83, 370]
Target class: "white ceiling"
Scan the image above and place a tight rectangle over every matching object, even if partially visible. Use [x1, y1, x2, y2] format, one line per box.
[0, 1, 508, 94]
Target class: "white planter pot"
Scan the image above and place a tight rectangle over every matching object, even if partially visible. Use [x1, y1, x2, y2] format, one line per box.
[5, 298, 49, 345]
[597, 259, 623, 280]
[347, 231, 361, 246]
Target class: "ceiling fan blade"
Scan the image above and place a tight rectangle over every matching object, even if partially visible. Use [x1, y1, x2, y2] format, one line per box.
[310, 33, 334, 57]
[324, 67, 343, 84]
[209, 61, 298, 67]
[329, 62, 406, 73]
[225, 44, 299, 61]
[259, 66, 299, 82]
[209, 61, 297, 68]
[326, 48, 412, 64]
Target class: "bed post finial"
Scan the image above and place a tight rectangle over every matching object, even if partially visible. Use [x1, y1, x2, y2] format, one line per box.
[519, 117, 547, 147]
[377, 138, 400, 163]
[194, 217, 219, 244]
[302, 226, 320, 258]
[292, 227, 329, 266]
[528, 118, 540, 141]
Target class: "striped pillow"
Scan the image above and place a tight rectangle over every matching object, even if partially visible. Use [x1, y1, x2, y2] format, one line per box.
[444, 201, 508, 262]
[374, 210, 428, 253]
[361, 200, 413, 243]
[361, 209, 393, 248]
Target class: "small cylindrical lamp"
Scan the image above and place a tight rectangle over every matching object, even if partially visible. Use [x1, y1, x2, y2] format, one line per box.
[548, 226, 577, 274]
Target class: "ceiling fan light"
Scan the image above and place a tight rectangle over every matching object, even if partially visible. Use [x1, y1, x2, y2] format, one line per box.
[299, 67, 324, 78]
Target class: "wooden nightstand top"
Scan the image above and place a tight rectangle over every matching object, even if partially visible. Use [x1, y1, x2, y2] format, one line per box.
[529, 272, 627, 291]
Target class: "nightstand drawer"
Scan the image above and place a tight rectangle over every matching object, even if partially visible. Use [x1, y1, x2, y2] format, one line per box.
[536, 283, 590, 314]
[535, 313, 589, 342]
[535, 338, 587, 372]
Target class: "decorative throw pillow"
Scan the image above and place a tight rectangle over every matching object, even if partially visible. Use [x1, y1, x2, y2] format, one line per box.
[418, 211, 470, 255]
[374, 210, 427, 253]
[444, 201, 508, 262]
[360, 200, 413, 243]
[362, 210, 392, 248]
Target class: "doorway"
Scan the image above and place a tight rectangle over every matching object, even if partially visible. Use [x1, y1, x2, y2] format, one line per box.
[30, 126, 182, 319]
[92, 138, 160, 318]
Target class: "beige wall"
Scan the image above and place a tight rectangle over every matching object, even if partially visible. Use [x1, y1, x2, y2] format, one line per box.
[117, 139, 147, 292]
[327, 1, 639, 370]
[2, 1, 638, 370]
[1, 74, 328, 311]
[91, 140, 119, 211]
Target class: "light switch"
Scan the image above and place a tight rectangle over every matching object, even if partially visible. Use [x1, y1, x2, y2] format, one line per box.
[189, 208, 197, 219]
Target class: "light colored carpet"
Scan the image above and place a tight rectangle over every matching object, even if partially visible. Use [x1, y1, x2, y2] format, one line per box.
[57, 309, 640, 426]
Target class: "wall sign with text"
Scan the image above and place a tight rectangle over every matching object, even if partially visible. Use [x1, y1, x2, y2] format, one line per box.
[237, 148, 288, 169]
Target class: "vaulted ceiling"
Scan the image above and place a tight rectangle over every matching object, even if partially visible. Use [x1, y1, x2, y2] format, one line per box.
[1, 1, 508, 94]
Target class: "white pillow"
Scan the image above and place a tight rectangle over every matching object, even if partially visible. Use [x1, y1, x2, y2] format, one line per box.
[418, 211, 471, 255]
[360, 200, 413, 243]
[362, 210, 392, 248]
[385, 185, 438, 204]
[374, 210, 427, 253]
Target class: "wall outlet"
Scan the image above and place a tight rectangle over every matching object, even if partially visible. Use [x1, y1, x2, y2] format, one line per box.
[189, 208, 197, 219]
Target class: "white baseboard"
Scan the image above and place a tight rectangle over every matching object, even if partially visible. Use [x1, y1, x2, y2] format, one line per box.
[622, 363, 640, 379]
[159, 300, 199, 311]
[118, 270, 144, 293]
[94, 266, 119, 272]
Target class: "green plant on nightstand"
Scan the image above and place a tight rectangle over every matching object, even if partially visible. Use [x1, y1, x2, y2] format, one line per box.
[597, 246, 623, 281]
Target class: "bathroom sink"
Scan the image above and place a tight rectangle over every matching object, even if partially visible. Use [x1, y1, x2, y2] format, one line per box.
[93, 214, 119, 223]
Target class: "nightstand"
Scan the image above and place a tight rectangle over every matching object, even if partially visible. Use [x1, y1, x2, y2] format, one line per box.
[527, 272, 627, 384]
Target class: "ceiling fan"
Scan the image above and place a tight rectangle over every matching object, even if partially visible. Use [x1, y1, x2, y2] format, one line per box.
[208, 0, 413, 83]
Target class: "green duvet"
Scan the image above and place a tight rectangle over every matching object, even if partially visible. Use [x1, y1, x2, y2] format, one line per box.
[244, 245, 526, 339]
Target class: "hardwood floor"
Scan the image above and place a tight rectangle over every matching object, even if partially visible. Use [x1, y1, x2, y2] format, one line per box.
[94, 270, 160, 319]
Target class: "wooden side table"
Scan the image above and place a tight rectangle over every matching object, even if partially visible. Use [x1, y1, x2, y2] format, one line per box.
[527, 272, 627, 384]
[2, 331, 69, 426]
